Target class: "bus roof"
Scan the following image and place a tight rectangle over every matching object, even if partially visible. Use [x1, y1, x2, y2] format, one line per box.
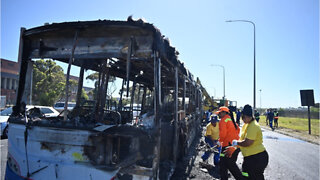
[22, 18, 192, 79]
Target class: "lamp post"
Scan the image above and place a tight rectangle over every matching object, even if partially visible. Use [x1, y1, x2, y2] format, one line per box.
[226, 20, 256, 111]
[259, 89, 262, 111]
[210, 64, 225, 100]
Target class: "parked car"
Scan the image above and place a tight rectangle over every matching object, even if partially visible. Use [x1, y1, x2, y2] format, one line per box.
[124, 103, 141, 118]
[54, 102, 76, 112]
[0, 106, 59, 138]
[0, 108, 11, 139]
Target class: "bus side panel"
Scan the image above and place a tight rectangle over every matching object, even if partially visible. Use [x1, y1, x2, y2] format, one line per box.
[6, 123, 119, 180]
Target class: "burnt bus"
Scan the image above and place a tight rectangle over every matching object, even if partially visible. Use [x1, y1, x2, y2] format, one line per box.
[5, 19, 203, 180]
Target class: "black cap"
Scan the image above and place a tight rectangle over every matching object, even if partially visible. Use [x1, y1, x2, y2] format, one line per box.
[241, 104, 253, 117]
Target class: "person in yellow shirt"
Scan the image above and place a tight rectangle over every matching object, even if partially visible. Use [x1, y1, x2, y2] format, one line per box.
[230, 104, 269, 179]
[201, 115, 221, 166]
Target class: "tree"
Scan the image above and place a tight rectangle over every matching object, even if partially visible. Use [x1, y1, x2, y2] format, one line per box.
[311, 104, 319, 113]
[81, 88, 89, 100]
[32, 59, 65, 106]
[86, 72, 116, 100]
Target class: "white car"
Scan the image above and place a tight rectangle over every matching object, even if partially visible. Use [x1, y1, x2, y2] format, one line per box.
[0, 108, 11, 138]
[124, 103, 141, 118]
[54, 102, 76, 112]
[0, 105, 60, 138]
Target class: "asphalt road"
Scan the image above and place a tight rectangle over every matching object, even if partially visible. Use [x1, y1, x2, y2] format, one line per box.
[0, 139, 7, 180]
[0, 128, 319, 180]
[262, 128, 319, 180]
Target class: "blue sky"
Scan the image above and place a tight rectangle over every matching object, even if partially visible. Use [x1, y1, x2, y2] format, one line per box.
[1, 0, 319, 108]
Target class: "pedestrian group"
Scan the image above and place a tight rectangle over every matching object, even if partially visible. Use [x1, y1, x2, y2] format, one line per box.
[265, 109, 279, 130]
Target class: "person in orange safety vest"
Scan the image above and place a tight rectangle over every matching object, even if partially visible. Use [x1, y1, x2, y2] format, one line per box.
[215, 106, 244, 180]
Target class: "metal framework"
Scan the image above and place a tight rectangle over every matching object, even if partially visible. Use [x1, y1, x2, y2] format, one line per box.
[8, 19, 204, 179]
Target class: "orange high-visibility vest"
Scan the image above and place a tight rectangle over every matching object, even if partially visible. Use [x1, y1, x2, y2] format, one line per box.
[219, 114, 240, 147]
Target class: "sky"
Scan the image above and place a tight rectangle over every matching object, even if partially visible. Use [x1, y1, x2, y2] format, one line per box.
[1, 0, 319, 108]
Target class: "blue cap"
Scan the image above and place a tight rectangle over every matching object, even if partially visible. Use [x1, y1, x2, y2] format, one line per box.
[210, 115, 219, 123]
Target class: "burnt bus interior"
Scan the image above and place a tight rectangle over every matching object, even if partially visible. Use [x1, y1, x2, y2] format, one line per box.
[10, 19, 203, 178]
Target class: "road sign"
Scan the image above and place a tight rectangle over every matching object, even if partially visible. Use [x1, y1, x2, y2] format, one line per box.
[300, 90, 315, 106]
[300, 89, 315, 134]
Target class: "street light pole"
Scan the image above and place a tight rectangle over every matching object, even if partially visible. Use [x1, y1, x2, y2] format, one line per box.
[259, 89, 262, 111]
[226, 20, 256, 111]
[210, 64, 225, 100]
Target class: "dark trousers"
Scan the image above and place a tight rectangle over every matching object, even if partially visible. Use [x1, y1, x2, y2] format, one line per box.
[242, 151, 269, 180]
[274, 118, 278, 128]
[220, 147, 244, 180]
[269, 118, 273, 129]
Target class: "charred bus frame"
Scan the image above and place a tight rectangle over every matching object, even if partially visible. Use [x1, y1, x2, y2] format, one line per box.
[8, 19, 203, 179]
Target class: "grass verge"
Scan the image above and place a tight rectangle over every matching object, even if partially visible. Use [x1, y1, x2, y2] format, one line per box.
[257, 116, 319, 144]
[258, 116, 319, 136]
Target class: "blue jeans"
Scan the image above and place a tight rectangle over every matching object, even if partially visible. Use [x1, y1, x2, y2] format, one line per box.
[269, 118, 273, 129]
[201, 136, 221, 165]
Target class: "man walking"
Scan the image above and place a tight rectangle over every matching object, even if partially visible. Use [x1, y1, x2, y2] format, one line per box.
[267, 109, 274, 131]
[274, 110, 279, 128]
[265, 109, 269, 126]
[254, 110, 260, 123]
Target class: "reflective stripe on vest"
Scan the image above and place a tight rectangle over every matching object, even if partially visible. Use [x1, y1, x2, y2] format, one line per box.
[220, 153, 225, 157]
[242, 172, 249, 177]
[225, 118, 232, 123]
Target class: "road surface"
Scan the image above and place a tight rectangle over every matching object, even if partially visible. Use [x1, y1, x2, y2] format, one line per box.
[0, 139, 7, 179]
[262, 128, 319, 180]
